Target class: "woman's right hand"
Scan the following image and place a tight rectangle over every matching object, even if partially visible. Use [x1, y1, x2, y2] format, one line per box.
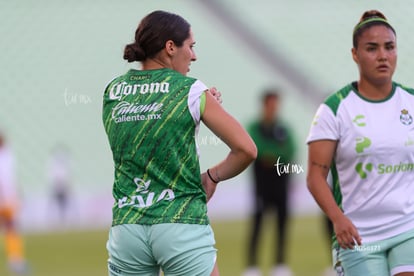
[333, 214, 362, 249]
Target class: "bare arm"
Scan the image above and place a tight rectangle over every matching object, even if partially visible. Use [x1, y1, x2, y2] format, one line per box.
[201, 92, 257, 201]
[208, 87, 222, 104]
[307, 139, 361, 249]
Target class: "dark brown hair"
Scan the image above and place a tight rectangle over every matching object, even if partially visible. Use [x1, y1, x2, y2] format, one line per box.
[262, 89, 280, 104]
[123, 10, 191, 62]
[353, 10, 396, 48]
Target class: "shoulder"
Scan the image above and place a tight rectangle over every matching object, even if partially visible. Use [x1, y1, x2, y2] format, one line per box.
[164, 69, 199, 84]
[163, 71, 208, 93]
[323, 83, 355, 115]
[103, 70, 133, 92]
[247, 120, 260, 131]
[394, 82, 414, 96]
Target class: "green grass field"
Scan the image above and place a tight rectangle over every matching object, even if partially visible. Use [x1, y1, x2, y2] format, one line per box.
[0, 216, 332, 276]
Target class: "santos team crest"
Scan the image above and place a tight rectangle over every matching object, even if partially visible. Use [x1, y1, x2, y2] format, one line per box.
[400, 109, 413, 125]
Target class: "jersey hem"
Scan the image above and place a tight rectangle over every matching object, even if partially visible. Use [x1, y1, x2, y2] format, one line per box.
[111, 218, 210, 226]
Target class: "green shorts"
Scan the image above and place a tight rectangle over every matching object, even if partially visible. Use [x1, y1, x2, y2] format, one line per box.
[107, 223, 217, 276]
[333, 228, 414, 276]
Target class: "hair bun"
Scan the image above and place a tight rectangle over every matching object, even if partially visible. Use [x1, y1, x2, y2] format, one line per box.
[360, 10, 387, 22]
[123, 43, 146, 62]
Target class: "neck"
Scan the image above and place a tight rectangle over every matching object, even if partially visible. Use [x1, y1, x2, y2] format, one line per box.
[142, 57, 171, 71]
[262, 115, 275, 125]
[357, 79, 393, 100]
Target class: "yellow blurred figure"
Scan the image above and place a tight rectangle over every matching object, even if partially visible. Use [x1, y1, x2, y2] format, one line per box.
[0, 132, 28, 275]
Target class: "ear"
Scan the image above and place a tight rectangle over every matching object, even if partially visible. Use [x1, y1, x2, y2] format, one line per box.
[165, 40, 176, 57]
[351, 47, 358, 64]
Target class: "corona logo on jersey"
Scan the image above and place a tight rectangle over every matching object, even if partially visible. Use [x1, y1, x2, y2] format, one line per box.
[109, 81, 170, 101]
[118, 177, 175, 208]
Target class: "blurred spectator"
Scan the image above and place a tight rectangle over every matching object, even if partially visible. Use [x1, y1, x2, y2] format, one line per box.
[47, 144, 73, 227]
[0, 132, 29, 275]
[243, 89, 296, 276]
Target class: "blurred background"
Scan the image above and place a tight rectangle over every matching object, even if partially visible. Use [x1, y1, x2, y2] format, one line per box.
[0, 0, 412, 275]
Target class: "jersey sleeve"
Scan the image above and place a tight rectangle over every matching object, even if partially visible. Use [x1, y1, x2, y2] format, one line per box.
[306, 103, 339, 144]
[188, 80, 208, 124]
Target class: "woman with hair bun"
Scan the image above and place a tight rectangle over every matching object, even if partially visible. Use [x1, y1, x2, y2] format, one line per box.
[102, 10, 257, 276]
[307, 10, 414, 276]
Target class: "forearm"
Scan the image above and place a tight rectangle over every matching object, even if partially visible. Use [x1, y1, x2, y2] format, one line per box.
[306, 141, 361, 248]
[307, 176, 344, 223]
[306, 140, 342, 221]
[207, 149, 255, 183]
[201, 91, 257, 183]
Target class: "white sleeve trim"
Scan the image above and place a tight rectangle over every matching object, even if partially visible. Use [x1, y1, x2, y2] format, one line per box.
[188, 80, 208, 124]
[188, 80, 208, 158]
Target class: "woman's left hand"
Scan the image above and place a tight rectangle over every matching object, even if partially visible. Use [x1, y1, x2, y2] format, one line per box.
[208, 87, 222, 104]
[201, 172, 218, 202]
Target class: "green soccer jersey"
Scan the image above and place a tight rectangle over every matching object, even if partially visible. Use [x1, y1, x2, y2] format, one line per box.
[248, 120, 296, 165]
[102, 68, 209, 226]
